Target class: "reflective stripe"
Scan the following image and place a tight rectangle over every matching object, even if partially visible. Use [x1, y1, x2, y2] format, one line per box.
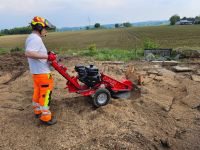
[40, 106, 51, 115]
[44, 90, 51, 107]
[42, 111, 51, 115]
[40, 106, 49, 110]
[48, 74, 50, 79]
[32, 102, 40, 107]
[48, 73, 52, 79]
[35, 107, 41, 111]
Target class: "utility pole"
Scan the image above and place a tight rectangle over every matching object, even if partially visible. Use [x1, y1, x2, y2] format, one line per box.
[88, 16, 91, 27]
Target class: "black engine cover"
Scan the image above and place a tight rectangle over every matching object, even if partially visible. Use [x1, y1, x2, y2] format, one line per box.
[75, 65, 101, 87]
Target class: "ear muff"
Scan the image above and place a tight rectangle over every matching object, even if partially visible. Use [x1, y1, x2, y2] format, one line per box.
[36, 24, 43, 32]
[32, 24, 44, 33]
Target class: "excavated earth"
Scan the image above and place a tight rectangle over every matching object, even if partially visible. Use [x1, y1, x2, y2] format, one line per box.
[0, 52, 200, 150]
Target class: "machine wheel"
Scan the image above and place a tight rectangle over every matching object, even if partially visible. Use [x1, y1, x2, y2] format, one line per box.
[92, 88, 111, 108]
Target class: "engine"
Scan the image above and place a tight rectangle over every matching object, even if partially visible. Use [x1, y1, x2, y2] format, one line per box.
[75, 65, 101, 87]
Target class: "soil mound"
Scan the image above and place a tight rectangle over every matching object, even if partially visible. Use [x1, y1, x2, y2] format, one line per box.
[0, 55, 199, 150]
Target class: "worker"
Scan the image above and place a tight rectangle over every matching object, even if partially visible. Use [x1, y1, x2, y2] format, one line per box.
[25, 16, 57, 125]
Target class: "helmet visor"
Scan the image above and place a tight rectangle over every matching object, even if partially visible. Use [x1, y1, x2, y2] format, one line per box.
[45, 19, 56, 29]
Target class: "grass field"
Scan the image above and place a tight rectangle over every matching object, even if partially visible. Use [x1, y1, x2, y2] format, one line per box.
[0, 25, 200, 54]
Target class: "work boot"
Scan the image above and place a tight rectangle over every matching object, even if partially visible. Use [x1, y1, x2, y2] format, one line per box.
[34, 108, 42, 118]
[40, 117, 57, 126]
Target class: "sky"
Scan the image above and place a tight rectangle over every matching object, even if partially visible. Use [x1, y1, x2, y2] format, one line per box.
[0, 0, 200, 29]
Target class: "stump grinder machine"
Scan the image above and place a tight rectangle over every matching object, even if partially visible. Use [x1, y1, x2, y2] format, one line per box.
[48, 51, 136, 107]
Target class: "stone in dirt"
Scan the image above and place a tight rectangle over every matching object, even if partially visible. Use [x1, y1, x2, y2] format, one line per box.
[181, 95, 200, 109]
[172, 66, 193, 72]
[147, 70, 163, 76]
[153, 76, 163, 82]
[197, 70, 200, 75]
[147, 94, 174, 112]
[152, 61, 179, 66]
[160, 138, 172, 148]
[191, 75, 200, 82]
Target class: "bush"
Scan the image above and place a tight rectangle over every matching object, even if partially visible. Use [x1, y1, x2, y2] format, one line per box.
[143, 39, 160, 49]
[123, 22, 132, 27]
[10, 47, 23, 53]
[87, 44, 96, 51]
[79, 48, 143, 61]
[0, 48, 10, 54]
[94, 49, 143, 61]
[57, 47, 144, 61]
[87, 44, 97, 56]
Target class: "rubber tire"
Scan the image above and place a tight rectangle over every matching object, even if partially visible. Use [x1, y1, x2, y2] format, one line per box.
[92, 88, 111, 108]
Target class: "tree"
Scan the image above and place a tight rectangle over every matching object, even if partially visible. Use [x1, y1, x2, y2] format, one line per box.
[123, 22, 132, 27]
[169, 15, 180, 25]
[182, 17, 187, 20]
[94, 23, 100, 28]
[195, 16, 200, 24]
[115, 23, 119, 28]
[86, 26, 90, 30]
[1, 29, 10, 34]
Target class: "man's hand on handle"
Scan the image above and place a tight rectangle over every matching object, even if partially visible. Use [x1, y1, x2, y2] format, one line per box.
[48, 51, 57, 61]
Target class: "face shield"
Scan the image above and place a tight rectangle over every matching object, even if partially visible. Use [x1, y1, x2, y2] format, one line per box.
[45, 19, 56, 29]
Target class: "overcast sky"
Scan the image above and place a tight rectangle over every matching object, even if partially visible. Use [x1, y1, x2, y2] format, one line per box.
[0, 0, 200, 29]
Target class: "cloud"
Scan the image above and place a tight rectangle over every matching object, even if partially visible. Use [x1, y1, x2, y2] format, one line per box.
[0, 0, 124, 14]
[0, 0, 198, 17]
[0, 0, 200, 29]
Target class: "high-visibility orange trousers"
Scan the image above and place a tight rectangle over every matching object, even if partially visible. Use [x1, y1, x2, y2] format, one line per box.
[32, 73, 54, 122]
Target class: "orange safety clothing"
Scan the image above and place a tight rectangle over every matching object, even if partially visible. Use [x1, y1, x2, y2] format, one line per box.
[32, 73, 54, 122]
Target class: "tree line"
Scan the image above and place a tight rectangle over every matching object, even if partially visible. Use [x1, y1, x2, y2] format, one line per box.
[0, 26, 56, 35]
[86, 22, 132, 30]
[1, 26, 32, 35]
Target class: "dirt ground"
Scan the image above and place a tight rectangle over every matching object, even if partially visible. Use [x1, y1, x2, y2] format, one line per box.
[0, 52, 199, 150]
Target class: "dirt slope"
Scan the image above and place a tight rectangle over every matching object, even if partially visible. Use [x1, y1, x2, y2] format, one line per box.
[0, 53, 199, 150]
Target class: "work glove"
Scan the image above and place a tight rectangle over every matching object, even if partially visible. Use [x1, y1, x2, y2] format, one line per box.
[48, 51, 57, 61]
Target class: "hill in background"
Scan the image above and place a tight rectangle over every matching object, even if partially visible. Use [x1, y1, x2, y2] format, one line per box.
[58, 20, 169, 31]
